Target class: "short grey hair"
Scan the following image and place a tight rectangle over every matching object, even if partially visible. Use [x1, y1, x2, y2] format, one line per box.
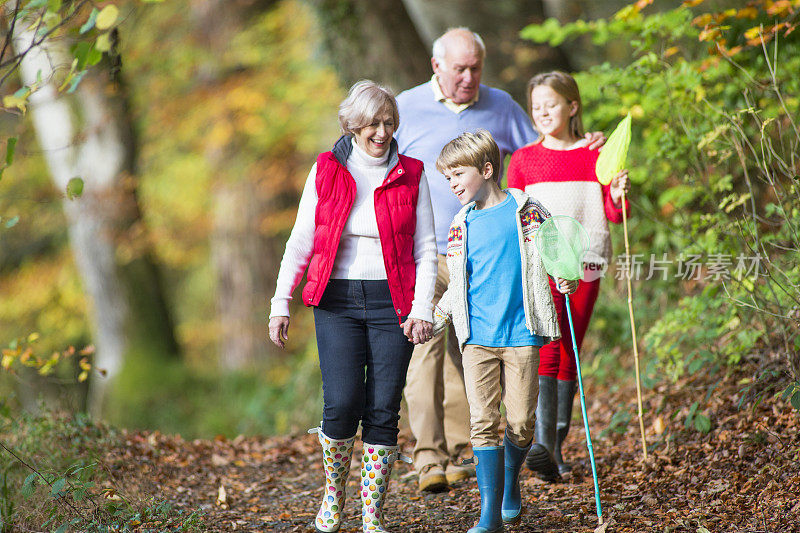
[338, 80, 399, 135]
[432, 28, 486, 68]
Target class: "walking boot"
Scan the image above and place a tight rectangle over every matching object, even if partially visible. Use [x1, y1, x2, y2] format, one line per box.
[418, 462, 447, 492]
[525, 376, 560, 482]
[554, 379, 577, 475]
[501, 435, 531, 524]
[360, 443, 405, 532]
[314, 428, 356, 533]
[467, 446, 504, 533]
[445, 454, 475, 485]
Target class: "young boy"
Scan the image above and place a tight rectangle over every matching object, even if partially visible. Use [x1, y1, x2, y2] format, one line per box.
[432, 130, 577, 533]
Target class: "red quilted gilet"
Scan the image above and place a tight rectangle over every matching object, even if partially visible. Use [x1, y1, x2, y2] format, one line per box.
[301, 145, 424, 322]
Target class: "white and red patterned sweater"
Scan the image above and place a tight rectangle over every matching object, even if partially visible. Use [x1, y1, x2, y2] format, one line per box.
[507, 141, 630, 266]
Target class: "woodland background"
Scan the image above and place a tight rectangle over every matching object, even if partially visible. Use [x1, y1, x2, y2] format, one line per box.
[0, 0, 798, 531]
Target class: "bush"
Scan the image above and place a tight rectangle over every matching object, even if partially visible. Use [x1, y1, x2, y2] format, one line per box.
[522, 1, 800, 394]
[0, 404, 203, 532]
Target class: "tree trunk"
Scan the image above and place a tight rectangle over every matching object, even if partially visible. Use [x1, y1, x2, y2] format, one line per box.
[310, 0, 431, 92]
[12, 23, 179, 417]
[211, 181, 272, 371]
[190, 0, 289, 370]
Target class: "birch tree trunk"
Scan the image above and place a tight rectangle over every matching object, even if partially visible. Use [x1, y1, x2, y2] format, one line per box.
[12, 25, 179, 417]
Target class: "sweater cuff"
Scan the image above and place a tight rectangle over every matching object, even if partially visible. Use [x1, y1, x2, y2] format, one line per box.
[605, 191, 630, 224]
[407, 302, 433, 324]
[269, 297, 291, 319]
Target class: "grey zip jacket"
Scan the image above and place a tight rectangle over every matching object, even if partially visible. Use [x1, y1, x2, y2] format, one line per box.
[432, 188, 561, 351]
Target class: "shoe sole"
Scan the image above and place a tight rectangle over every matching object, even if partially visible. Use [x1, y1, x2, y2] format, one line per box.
[445, 469, 473, 484]
[419, 474, 448, 492]
[525, 444, 561, 482]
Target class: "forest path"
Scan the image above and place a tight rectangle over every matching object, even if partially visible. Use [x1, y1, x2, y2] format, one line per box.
[110, 366, 800, 532]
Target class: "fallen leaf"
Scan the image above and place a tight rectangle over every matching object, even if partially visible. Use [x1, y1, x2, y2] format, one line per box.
[211, 454, 229, 467]
[216, 484, 228, 509]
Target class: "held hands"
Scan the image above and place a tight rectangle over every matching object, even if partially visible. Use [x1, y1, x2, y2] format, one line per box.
[268, 316, 290, 348]
[555, 278, 579, 295]
[401, 318, 433, 345]
[609, 169, 631, 206]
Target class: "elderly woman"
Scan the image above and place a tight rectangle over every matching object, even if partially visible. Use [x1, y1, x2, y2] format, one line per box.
[268, 80, 437, 533]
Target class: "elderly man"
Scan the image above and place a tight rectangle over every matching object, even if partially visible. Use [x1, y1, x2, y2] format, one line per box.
[396, 27, 604, 492]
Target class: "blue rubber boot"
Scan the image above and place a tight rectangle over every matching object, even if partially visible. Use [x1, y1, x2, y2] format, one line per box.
[467, 446, 504, 533]
[501, 435, 531, 524]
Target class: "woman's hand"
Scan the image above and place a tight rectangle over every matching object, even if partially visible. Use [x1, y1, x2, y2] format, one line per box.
[401, 318, 433, 345]
[268, 316, 290, 348]
[609, 169, 631, 206]
[555, 278, 579, 295]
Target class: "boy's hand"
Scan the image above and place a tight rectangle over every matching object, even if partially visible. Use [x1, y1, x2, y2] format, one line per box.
[555, 278, 579, 295]
[268, 316, 290, 348]
[401, 318, 433, 345]
[609, 169, 630, 206]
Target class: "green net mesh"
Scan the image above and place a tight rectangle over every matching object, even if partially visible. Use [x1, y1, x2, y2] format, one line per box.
[534, 215, 589, 281]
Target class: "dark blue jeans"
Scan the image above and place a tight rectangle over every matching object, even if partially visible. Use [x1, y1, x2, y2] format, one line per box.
[314, 279, 414, 446]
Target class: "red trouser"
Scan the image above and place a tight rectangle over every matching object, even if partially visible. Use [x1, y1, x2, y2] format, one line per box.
[538, 275, 601, 381]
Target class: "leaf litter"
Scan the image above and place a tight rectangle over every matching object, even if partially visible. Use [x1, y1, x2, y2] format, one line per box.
[97, 361, 799, 532]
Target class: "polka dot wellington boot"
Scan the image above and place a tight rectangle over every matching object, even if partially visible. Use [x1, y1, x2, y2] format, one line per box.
[314, 429, 356, 533]
[360, 443, 401, 532]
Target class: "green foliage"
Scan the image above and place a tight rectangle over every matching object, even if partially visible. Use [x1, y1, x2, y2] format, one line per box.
[685, 401, 712, 434]
[0, 137, 17, 181]
[599, 404, 632, 439]
[65, 177, 84, 200]
[2, 0, 123, 134]
[522, 1, 800, 389]
[0, 407, 204, 531]
[644, 284, 757, 380]
[0, 469, 14, 533]
[782, 380, 800, 410]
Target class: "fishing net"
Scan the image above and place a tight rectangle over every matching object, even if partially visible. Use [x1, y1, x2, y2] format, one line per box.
[595, 112, 632, 186]
[534, 215, 589, 281]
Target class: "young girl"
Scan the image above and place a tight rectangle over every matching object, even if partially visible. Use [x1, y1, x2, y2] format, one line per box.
[507, 71, 631, 481]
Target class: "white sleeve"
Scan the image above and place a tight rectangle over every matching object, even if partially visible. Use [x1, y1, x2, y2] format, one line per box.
[407, 170, 438, 322]
[269, 164, 318, 318]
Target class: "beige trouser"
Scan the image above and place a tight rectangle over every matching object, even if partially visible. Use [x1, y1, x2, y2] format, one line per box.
[404, 255, 471, 470]
[461, 344, 540, 448]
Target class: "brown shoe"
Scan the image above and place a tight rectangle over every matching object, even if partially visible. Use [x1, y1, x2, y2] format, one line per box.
[418, 463, 448, 492]
[445, 461, 475, 484]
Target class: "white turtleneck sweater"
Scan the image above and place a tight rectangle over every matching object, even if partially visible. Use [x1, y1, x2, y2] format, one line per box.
[270, 138, 437, 322]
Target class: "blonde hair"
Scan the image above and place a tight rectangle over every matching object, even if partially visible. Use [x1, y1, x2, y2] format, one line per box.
[436, 129, 501, 182]
[527, 71, 584, 139]
[338, 80, 399, 135]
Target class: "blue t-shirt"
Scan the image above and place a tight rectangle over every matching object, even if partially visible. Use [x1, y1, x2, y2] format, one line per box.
[464, 193, 545, 348]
